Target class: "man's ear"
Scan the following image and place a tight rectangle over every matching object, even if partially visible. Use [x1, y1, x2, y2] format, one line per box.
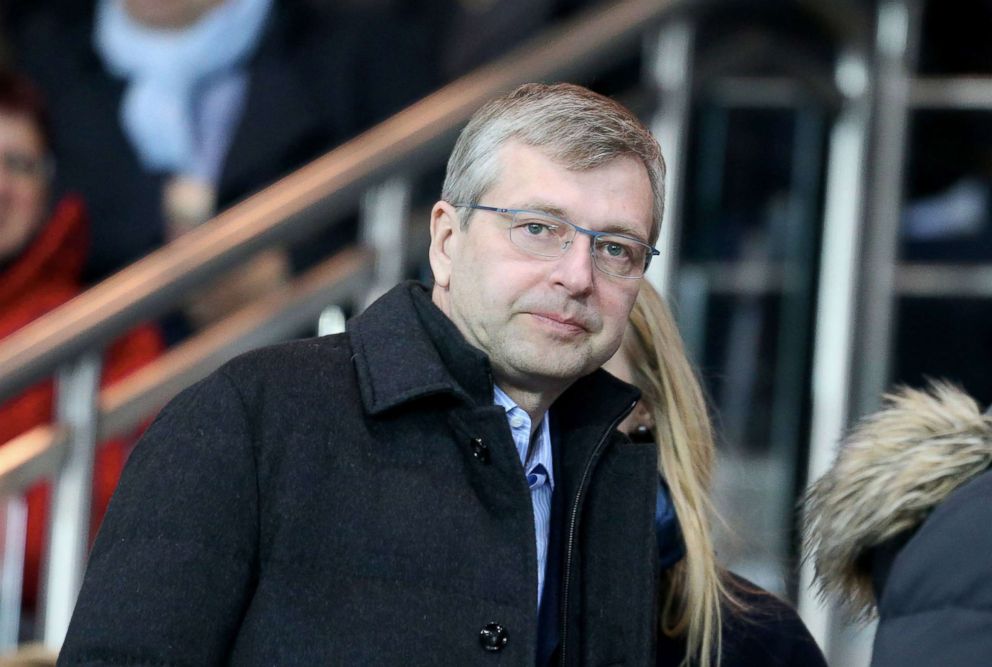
[428, 201, 460, 289]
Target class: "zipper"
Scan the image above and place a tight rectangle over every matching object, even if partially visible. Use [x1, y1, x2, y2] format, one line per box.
[558, 399, 638, 666]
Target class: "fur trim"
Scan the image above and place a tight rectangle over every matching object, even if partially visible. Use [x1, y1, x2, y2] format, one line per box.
[802, 382, 992, 620]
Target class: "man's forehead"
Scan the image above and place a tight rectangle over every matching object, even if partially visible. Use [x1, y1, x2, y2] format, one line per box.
[485, 142, 653, 237]
[488, 140, 645, 191]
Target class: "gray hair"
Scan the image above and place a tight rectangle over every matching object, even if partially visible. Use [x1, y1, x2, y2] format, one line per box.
[441, 82, 666, 243]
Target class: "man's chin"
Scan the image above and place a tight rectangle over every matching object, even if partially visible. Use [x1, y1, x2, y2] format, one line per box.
[499, 353, 599, 389]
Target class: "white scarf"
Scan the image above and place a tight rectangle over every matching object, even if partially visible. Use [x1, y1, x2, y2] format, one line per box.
[94, 0, 273, 179]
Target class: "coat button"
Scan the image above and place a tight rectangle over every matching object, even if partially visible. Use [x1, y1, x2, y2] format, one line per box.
[470, 437, 490, 464]
[479, 622, 508, 652]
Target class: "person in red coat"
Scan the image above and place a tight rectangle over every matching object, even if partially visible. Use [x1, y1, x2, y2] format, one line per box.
[0, 67, 163, 611]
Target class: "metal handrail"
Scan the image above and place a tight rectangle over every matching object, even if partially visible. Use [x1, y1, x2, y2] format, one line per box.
[0, 426, 67, 499]
[0, 0, 681, 404]
[0, 247, 373, 498]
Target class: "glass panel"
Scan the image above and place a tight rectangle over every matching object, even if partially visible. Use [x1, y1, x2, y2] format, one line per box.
[902, 111, 992, 263]
[897, 109, 992, 409]
[676, 103, 827, 597]
[892, 297, 992, 407]
[918, 2, 992, 76]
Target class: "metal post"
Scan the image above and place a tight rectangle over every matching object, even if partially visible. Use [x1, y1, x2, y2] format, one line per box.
[853, 0, 922, 417]
[0, 496, 28, 650]
[41, 353, 101, 649]
[643, 18, 696, 297]
[801, 6, 921, 662]
[358, 177, 412, 311]
[797, 45, 873, 661]
[769, 108, 825, 464]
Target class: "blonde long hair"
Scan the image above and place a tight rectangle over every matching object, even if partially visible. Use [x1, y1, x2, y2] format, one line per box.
[623, 281, 738, 667]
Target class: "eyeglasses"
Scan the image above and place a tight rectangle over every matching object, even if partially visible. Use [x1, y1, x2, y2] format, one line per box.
[0, 151, 48, 179]
[456, 204, 659, 279]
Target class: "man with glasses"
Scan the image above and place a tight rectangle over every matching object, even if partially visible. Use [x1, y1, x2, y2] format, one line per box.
[62, 83, 665, 665]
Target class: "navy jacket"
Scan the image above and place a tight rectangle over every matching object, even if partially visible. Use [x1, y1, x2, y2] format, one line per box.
[869, 468, 992, 666]
[60, 282, 659, 665]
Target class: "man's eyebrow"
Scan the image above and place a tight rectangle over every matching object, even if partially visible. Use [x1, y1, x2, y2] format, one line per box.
[516, 201, 569, 219]
[598, 222, 648, 241]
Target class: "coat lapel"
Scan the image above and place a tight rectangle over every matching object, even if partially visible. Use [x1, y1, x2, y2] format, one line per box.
[347, 281, 492, 415]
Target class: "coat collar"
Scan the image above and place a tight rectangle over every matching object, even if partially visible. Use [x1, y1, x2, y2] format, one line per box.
[348, 281, 493, 415]
[347, 281, 641, 429]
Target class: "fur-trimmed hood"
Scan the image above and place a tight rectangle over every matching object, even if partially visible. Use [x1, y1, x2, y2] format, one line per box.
[802, 382, 992, 620]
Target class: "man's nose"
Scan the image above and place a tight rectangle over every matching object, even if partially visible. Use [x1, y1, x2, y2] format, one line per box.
[549, 233, 595, 294]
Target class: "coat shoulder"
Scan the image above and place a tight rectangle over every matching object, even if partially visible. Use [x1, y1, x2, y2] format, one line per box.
[218, 334, 353, 387]
[878, 468, 992, 617]
[871, 473, 992, 667]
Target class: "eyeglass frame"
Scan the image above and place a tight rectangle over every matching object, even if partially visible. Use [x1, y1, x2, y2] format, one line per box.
[454, 203, 660, 279]
[0, 149, 53, 180]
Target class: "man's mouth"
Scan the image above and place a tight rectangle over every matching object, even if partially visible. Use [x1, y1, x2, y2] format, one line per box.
[529, 311, 590, 334]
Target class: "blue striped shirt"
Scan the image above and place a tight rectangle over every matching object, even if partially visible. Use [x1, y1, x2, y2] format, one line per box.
[493, 385, 555, 609]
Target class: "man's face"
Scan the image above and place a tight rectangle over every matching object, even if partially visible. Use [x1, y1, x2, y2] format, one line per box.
[0, 111, 48, 262]
[124, 0, 224, 29]
[430, 140, 654, 394]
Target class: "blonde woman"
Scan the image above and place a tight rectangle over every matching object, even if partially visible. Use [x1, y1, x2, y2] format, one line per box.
[605, 281, 824, 667]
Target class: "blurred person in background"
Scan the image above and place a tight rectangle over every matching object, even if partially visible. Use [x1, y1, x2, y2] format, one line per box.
[0, 68, 163, 618]
[605, 281, 826, 667]
[804, 382, 992, 667]
[326, 0, 606, 80]
[9, 0, 428, 334]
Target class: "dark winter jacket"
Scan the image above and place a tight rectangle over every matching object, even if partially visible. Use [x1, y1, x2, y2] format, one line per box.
[803, 383, 992, 667]
[59, 281, 659, 666]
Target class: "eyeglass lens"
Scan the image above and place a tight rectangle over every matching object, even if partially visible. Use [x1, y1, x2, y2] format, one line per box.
[1, 151, 46, 178]
[506, 211, 649, 278]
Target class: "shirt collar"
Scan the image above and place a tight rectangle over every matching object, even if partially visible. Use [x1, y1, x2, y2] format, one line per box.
[493, 385, 555, 491]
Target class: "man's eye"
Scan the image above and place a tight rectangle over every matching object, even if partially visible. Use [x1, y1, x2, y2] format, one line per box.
[520, 220, 555, 235]
[603, 242, 630, 258]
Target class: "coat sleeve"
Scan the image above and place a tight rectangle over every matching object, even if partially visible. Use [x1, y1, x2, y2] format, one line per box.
[59, 369, 259, 666]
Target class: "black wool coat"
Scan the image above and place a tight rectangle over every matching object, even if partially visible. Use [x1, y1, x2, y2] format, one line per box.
[59, 282, 659, 666]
